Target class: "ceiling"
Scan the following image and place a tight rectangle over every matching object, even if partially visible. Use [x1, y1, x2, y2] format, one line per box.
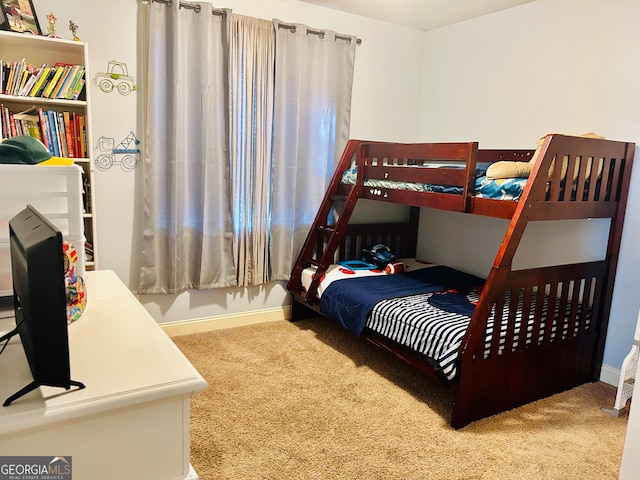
[297, 0, 535, 31]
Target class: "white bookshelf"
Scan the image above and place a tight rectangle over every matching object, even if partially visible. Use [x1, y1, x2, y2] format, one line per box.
[0, 30, 97, 271]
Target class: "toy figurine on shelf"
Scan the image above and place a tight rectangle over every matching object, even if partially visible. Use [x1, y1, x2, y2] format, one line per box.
[46, 12, 60, 38]
[69, 19, 81, 41]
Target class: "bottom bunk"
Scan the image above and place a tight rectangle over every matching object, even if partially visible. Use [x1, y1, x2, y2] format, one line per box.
[289, 220, 612, 428]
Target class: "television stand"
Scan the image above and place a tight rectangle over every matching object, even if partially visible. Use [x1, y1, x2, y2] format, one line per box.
[0, 270, 207, 480]
[0, 322, 87, 407]
[0, 325, 17, 343]
[3, 379, 86, 407]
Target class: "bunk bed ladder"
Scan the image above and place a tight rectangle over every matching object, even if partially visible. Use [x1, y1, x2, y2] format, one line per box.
[287, 140, 365, 304]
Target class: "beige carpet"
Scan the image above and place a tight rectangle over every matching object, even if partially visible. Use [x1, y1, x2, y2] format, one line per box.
[173, 318, 629, 480]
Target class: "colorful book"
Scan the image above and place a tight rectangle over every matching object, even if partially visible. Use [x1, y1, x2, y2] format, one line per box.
[18, 71, 38, 96]
[28, 66, 51, 97]
[17, 68, 30, 94]
[37, 107, 50, 151]
[5, 62, 16, 96]
[60, 65, 83, 99]
[42, 66, 65, 98]
[46, 110, 60, 156]
[77, 114, 86, 157]
[56, 112, 67, 157]
[50, 66, 73, 99]
[63, 111, 75, 157]
[66, 66, 86, 100]
[71, 79, 86, 101]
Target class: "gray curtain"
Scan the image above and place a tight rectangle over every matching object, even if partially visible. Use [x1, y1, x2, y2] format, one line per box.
[228, 14, 275, 287]
[139, 3, 356, 292]
[138, 1, 235, 294]
[269, 20, 357, 280]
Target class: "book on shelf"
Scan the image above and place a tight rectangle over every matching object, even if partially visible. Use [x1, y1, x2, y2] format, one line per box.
[63, 111, 75, 157]
[6, 58, 27, 96]
[18, 70, 37, 96]
[67, 67, 86, 100]
[48, 64, 73, 99]
[8, 112, 16, 136]
[0, 104, 87, 159]
[16, 68, 34, 96]
[0, 58, 87, 100]
[41, 65, 65, 98]
[13, 106, 41, 142]
[30, 66, 54, 97]
[77, 114, 86, 157]
[17, 68, 30, 94]
[58, 65, 84, 99]
[4, 61, 16, 95]
[71, 79, 86, 101]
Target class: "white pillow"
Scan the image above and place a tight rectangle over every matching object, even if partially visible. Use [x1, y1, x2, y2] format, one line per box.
[485, 132, 605, 181]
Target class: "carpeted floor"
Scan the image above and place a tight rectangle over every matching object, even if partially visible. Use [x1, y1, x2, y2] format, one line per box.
[173, 318, 629, 480]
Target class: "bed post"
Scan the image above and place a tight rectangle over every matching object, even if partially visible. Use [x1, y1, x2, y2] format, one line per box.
[592, 141, 635, 377]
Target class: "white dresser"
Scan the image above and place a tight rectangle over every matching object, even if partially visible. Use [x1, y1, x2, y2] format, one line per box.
[0, 270, 208, 480]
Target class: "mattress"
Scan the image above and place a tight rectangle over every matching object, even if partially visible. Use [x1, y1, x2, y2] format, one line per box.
[368, 288, 587, 382]
[300, 258, 434, 298]
[302, 261, 587, 382]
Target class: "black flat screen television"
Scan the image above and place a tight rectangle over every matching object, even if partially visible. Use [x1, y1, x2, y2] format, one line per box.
[0, 205, 84, 406]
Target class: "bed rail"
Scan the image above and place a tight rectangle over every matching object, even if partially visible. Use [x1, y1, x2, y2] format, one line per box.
[518, 134, 634, 221]
[341, 141, 478, 212]
[452, 260, 607, 427]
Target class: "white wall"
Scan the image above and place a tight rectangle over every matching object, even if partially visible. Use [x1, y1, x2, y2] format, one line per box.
[416, 0, 640, 373]
[30, 0, 425, 324]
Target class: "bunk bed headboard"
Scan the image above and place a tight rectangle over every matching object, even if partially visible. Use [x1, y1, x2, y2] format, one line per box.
[524, 134, 634, 220]
[338, 207, 420, 262]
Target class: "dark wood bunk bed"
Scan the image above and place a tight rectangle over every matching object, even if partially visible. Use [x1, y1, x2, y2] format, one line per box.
[287, 134, 635, 428]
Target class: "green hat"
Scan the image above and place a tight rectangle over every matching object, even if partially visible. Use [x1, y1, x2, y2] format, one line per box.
[0, 136, 52, 165]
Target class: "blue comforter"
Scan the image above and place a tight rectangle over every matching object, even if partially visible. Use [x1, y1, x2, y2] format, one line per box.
[319, 266, 484, 335]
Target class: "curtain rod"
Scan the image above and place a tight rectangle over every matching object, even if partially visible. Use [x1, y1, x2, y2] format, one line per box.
[277, 22, 361, 45]
[149, 0, 361, 44]
[150, 0, 226, 17]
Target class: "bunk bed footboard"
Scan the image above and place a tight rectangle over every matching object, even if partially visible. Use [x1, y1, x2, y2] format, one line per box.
[451, 261, 608, 428]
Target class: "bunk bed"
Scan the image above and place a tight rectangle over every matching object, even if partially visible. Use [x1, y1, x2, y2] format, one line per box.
[287, 133, 635, 428]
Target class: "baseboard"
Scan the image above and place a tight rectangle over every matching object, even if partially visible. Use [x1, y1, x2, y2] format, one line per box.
[600, 364, 620, 387]
[160, 307, 290, 337]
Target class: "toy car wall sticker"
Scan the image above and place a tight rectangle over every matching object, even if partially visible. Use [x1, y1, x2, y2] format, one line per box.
[94, 132, 140, 172]
[93, 60, 137, 96]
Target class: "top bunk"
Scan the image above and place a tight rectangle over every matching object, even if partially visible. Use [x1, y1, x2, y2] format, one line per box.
[336, 133, 635, 220]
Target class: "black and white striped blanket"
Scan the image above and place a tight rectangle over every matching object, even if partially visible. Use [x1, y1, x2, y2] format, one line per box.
[367, 289, 585, 382]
